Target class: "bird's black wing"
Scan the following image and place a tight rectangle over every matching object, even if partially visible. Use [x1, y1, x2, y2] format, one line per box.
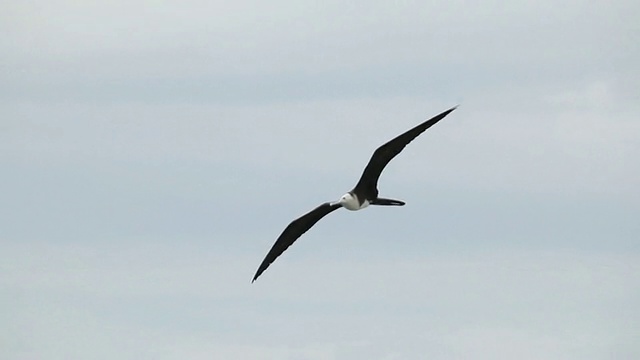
[353, 106, 457, 198]
[252, 202, 342, 282]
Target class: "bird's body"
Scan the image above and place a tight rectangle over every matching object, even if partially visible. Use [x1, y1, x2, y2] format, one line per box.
[252, 106, 457, 282]
[339, 192, 369, 211]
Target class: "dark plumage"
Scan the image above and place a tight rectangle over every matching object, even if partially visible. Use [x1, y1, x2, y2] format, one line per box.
[252, 106, 457, 282]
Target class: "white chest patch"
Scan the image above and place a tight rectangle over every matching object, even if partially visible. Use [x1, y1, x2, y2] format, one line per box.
[358, 199, 370, 210]
[343, 195, 369, 211]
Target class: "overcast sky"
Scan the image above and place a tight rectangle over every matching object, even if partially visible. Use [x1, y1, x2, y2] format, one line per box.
[1, 1, 639, 359]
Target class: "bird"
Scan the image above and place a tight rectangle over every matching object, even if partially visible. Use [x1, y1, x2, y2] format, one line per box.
[252, 106, 457, 282]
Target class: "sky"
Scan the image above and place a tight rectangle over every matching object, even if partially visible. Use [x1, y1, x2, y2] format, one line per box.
[1, 1, 639, 359]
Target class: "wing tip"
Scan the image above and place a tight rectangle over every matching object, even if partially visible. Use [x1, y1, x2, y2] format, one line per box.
[433, 105, 458, 120]
[251, 268, 263, 283]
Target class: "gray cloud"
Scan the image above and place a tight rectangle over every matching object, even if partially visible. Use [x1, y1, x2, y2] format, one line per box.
[2, 241, 638, 359]
[2, 1, 639, 359]
[3, 1, 638, 104]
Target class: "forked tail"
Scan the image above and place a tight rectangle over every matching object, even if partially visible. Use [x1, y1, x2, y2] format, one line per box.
[371, 197, 405, 206]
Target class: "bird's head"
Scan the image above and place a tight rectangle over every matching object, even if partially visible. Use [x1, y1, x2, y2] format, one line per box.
[338, 192, 359, 210]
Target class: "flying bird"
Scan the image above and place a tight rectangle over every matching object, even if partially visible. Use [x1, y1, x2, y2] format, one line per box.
[252, 106, 457, 282]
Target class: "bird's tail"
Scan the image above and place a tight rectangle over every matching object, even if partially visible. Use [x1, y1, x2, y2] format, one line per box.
[371, 197, 405, 206]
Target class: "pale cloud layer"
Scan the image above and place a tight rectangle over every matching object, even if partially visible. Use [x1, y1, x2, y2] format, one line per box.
[2, 241, 638, 359]
[1, 1, 639, 359]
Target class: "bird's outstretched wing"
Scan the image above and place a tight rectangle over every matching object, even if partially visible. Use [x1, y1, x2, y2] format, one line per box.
[353, 106, 457, 198]
[252, 202, 342, 282]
